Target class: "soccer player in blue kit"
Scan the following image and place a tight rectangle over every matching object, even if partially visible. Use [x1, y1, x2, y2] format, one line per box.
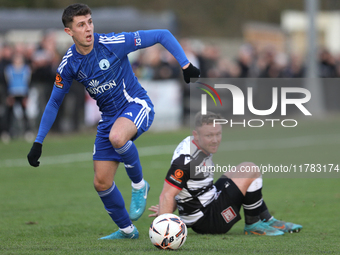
[27, 3, 200, 240]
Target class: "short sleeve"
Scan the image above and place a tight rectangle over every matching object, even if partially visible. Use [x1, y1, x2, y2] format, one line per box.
[165, 157, 190, 190]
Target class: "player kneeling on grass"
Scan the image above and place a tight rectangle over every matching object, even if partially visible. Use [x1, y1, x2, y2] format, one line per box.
[148, 111, 302, 236]
[27, 3, 200, 240]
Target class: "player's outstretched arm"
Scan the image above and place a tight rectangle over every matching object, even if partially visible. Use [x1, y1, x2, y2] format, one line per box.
[135, 30, 200, 83]
[158, 181, 180, 216]
[27, 88, 66, 167]
[148, 180, 180, 218]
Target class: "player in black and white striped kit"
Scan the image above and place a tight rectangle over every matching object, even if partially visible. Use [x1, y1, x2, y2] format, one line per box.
[165, 135, 217, 227]
[149, 112, 302, 235]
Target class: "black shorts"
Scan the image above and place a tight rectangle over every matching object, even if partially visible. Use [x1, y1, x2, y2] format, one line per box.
[191, 176, 244, 234]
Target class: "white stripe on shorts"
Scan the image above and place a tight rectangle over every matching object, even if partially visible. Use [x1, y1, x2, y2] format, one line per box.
[135, 108, 147, 129]
[122, 79, 151, 129]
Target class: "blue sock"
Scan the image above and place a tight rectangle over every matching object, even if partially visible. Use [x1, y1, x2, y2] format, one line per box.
[98, 182, 132, 228]
[115, 140, 143, 183]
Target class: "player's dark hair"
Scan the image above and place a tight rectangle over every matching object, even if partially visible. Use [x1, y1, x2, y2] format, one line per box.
[62, 3, 92, 28]
[194, 111, 223, 128]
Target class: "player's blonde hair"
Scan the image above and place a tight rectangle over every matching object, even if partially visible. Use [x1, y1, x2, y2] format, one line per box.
[194, 111, 223, 128]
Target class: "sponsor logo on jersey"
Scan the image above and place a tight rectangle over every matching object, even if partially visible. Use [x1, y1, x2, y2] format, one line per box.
[170, 169, 183, 184]
[89, 79, 100, 87]
[221, 206, 237, 223]
[170, 175, 182, 184]
[134, 31, 141, 46]
[174, 169, 184, 179]
[86, 79, 117, 95]
[54, 73, 64, 89]
[99, 59, 110, 70]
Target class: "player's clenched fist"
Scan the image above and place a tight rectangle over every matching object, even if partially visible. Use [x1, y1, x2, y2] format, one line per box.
[182, 63, 200, 83]
[27, 142, 42, 167]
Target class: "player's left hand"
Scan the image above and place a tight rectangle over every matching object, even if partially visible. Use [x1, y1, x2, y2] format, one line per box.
[182, 63, 200, 83]
[148, 205, 159, 218]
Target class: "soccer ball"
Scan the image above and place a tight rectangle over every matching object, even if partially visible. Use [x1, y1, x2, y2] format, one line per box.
[149, 213, 187, 250]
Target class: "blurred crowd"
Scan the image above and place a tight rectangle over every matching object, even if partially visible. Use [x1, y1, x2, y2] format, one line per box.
[0, 32, 85, 143]
[131, 39, 340, 124]
[132, 39, 340, 80]
[1, 32, 340, 143]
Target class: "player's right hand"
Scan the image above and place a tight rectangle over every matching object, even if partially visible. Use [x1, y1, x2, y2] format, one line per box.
[27, 142, 42, 167]
[148, 205, 159, 218]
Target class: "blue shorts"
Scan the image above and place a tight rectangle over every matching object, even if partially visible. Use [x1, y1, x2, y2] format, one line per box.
[93, 101, 154, 162]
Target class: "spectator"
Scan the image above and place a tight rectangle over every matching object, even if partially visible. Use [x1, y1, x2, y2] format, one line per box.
[319, 48, 337, 78]
[283, 53, 305, 78]
[235, 44, 254, 78]
[0, 44, 12, 143]
[4, 53, 32, 139]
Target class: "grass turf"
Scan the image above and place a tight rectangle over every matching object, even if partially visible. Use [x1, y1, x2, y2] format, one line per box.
[0, 117, 339, 254]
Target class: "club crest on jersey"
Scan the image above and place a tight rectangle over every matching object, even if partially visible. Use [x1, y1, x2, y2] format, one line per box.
[99, 59, 110, 70]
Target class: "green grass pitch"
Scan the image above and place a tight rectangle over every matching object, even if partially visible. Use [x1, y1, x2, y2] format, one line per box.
[0, 117, 339, 254]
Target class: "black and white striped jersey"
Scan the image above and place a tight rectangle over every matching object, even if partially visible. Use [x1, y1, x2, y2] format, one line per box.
[165, 136, 218, 226]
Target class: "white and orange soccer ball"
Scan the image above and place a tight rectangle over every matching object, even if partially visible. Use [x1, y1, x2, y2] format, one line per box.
[149, 213, 187, 250]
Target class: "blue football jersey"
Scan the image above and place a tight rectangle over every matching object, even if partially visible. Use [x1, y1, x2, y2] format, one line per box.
[35, 29, 189, 143]
[56, 31, 154, 115]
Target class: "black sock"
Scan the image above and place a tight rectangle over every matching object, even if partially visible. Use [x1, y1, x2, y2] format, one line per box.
[243, 177, 273, 225]
[259, 202, 272, 222]
[243, 189, 263, 225]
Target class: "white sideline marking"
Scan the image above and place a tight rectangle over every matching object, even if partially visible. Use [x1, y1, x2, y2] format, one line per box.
[1, 134, 340, 168]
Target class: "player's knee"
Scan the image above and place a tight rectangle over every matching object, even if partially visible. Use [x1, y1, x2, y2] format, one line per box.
[240, 162, 261, 179]
[109, 133, 126, 148]
[94, 178, 112, 192]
